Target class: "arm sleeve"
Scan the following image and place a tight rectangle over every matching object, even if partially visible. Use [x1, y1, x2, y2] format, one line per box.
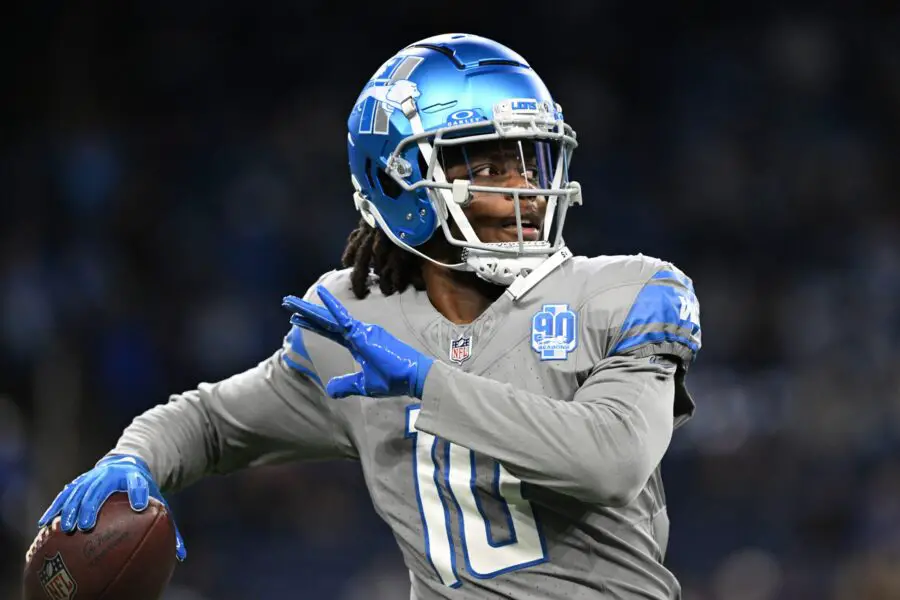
[413, 355, 677, 507]
[110, 326, 355, 493]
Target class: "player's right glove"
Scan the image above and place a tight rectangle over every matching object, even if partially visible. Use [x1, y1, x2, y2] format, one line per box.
[37, 454, 187, 562]
[283, 285, 433, 399]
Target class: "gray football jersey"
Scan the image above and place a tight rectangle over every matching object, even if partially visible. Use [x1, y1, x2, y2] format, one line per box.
[112, 253, 701, 600]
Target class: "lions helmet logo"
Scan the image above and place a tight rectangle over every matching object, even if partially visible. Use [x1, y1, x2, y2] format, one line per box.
[355, 79, 420, 113]
[355, 56, 424, 134]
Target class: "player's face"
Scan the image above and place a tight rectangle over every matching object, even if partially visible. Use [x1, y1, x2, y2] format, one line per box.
[441, 140, 548, 244]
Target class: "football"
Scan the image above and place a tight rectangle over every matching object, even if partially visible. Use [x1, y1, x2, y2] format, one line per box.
[23, 493, 177, 600]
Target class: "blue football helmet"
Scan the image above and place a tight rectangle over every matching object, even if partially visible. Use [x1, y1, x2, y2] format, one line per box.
[347, 33, 581, 288]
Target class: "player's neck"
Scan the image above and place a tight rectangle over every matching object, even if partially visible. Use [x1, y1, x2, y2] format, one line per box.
[421, 261, 504, 325]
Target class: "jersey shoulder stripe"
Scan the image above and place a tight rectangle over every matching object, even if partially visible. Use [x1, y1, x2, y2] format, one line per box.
[610, 267, 701, 361]
[281, 325, 324, 389]
[650, 268, 694, 290]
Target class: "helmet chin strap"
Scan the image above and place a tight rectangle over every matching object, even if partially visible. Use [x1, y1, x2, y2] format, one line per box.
[505, 246, 573, 301]
[462, 242, 552, 284]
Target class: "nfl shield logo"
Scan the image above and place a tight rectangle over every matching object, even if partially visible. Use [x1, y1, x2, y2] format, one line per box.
[449, 335, 472, 364]
[39, 553, 77, 600]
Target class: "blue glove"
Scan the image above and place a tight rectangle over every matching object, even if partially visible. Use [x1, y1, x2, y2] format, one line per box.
[37, 455, 187, 562]
[282, 285, 434, 399]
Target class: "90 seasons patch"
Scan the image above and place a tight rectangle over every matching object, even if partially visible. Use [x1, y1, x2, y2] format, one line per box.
[531, 303, 578, 360]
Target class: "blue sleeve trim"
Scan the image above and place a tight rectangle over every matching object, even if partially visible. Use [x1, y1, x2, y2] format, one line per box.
[286, 326, 313, 361]
[612, 281, 701, 356]
[282, 354, 323, 387]
[283, 326, 324, 387]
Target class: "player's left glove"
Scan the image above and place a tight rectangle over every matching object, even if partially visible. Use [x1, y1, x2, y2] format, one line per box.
[37, 455, 187, 562]
[282, 286, 433, 399]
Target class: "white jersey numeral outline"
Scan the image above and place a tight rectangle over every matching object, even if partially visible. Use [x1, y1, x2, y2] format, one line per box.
[406, 405, 547, 587]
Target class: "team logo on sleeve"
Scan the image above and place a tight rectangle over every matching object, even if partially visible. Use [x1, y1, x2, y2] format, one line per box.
[678, 293, 700, 327]
[39, 553, 77, 600]
[449, 334, 473, 364]
[531, 304, 578, 361]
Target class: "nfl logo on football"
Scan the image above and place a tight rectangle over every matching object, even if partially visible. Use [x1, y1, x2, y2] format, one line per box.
[449, 335, 472, 364]
[39, 553, 78, 600]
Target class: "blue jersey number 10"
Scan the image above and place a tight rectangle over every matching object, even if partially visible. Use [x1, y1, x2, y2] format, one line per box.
[405, 406, 547, 587]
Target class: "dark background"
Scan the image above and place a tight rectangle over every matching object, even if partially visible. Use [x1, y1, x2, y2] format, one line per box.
[3, 1, 899, 598]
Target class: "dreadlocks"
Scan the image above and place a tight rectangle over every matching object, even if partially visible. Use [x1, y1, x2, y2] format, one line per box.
[341, 217, 426, 299]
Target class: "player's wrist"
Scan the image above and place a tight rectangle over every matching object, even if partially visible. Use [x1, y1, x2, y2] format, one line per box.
[97, 454, 151, 474]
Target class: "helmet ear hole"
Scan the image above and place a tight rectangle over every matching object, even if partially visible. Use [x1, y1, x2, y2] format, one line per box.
[376, 168, 404, 200]
[363, 158, 378, 190]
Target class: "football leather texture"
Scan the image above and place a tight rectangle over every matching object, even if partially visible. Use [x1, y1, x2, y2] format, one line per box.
[23, 493, 176, 600]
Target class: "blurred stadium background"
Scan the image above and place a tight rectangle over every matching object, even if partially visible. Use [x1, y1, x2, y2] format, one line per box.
[2, 1, 899, 598]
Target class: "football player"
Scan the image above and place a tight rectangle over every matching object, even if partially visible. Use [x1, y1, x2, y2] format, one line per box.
[37, 33, 701, 599]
